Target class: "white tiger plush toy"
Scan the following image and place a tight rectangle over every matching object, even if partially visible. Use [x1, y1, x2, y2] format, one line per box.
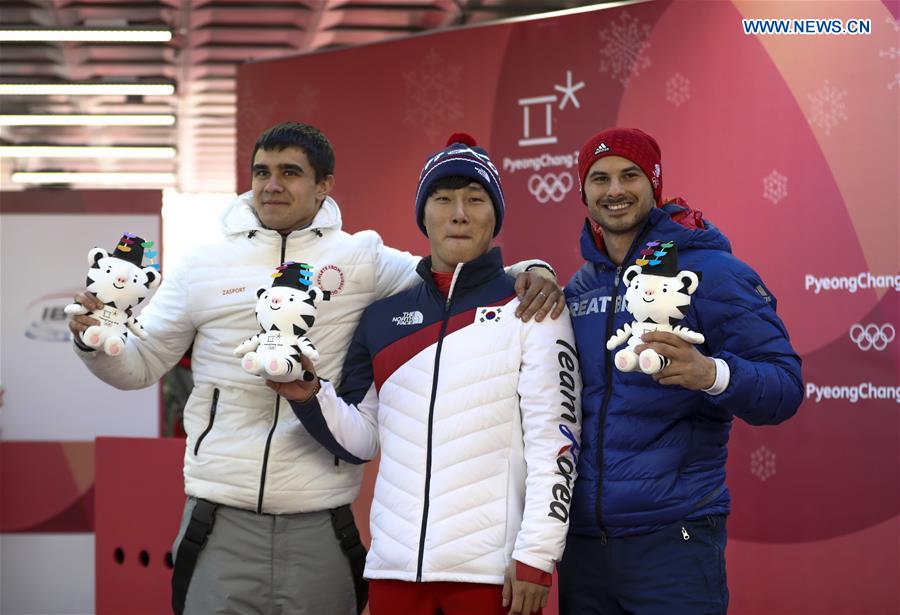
[607, 240, 704, 375]
[235, 262, 330, 383]
[65, 233, 161, 356]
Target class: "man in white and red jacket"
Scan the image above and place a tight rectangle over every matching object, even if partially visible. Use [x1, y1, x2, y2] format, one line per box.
[273, 134, 582, 615]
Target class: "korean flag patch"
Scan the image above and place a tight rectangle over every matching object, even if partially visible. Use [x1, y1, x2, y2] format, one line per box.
[475, 306, 505, 325]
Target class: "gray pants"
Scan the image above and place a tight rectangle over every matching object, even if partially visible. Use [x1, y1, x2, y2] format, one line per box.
[173, 497, 356, 615]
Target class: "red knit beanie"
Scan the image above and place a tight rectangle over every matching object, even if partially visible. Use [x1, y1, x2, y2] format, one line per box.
[578, 128, 663, 205]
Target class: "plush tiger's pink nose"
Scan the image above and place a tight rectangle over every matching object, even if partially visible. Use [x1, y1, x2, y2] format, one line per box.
[644, 288, 655, 296]
[271, 296, 282, 305]
[117, 276, 127, 284]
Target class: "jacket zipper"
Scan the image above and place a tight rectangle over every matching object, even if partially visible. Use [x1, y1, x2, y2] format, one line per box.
[594, 231, 651, 542]
[193, 387, 219, 456]
[594, 265, 621, 542]
[257, 396, 281, 513]
[415, 264, 462, 582]
[256, 234, 290, 513]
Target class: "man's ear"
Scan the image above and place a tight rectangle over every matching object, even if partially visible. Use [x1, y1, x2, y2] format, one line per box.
[316, 174, 335, 203]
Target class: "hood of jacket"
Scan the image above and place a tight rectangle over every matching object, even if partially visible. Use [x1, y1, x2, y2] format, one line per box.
[579, 203, 732, 267]
[220, 190, 344, 237]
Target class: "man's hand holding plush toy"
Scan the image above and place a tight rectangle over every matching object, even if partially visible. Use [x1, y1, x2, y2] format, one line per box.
[265, 354, 320, 403]
[635, 331, 717, 390]
[66, 233, 160, 355]
[234, 261, 329, 384]
[607, 240, 710, 384]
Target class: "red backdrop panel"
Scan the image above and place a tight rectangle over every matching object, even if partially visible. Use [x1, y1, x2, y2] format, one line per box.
[0, 442, 94, 532]
[95, 437, 185, 615]
[0, 189, 162, 214]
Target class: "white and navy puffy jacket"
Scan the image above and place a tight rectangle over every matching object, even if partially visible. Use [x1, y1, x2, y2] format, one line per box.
[291, 248, 582, 584]
[75, 192, 422, 514]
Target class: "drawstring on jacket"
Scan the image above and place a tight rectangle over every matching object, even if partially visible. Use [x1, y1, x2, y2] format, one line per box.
[247, 229, 323, 239]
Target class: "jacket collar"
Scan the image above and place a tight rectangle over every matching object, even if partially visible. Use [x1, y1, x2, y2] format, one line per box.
[416, 247, 505, 299]
[220, 191, 343, 237]
[579, 204, 731, 267]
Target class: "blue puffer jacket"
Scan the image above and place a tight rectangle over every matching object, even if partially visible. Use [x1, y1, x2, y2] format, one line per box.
[564, 204, 802, 538]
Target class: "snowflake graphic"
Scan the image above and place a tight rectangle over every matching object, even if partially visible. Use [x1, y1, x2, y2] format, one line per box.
[807, 80, 847, 136]
[879, 18, 899, 90]
[665, 73, 690, 107]
[762, 170, 788, 205]
[598, 11, 652, 87]
[403, 48, 464, 142]
[750, 446, 777, 482]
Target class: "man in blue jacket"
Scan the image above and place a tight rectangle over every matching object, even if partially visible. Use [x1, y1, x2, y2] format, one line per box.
[559, 127, 803, 614]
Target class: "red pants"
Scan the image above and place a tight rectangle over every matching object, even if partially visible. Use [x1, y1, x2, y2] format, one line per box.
[369, 579, 543, 615]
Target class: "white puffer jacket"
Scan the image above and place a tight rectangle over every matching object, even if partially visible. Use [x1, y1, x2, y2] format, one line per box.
[291, 249, 583, 583]
[77, 192, 420, 513]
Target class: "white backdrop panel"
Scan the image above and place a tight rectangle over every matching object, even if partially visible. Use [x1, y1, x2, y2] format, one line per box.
[0, 213, 161, 440]
[0, 534, 94, 615]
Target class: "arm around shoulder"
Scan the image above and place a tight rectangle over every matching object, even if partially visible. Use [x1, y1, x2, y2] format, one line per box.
[370, 231, 421, 300]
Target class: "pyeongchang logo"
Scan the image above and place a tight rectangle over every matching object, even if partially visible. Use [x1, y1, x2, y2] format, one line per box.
[805, 272, 900, 294]
[806, 382, 900, 404]
[392, 311, 423, 326]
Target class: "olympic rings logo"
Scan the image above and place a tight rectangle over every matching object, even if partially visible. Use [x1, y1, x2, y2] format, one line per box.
[528, 172, 573, 204]
[849, 323, 895, 351]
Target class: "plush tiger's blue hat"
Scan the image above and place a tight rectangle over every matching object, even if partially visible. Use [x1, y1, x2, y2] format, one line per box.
[271, 262, 314, 290]
[112, 233, 159, 270]
[634, 240, 678, 277]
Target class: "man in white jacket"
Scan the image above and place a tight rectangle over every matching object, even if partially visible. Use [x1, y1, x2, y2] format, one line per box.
[272, 134, 582, 615]
[68, 122, 564, 615]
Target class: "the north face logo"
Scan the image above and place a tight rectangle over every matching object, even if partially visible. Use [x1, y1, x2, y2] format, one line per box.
[392, 311, 424, 326]
[594, 143, 610, 154]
